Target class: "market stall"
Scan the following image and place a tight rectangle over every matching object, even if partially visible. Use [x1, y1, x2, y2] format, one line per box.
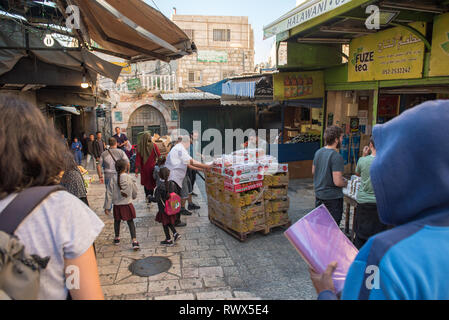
[268, 71, 326, 178]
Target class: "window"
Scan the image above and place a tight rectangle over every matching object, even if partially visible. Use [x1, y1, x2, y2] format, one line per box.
[213, 29, 231, 42]
[188, 71, 202, 83]
[184, 29, 194, 41]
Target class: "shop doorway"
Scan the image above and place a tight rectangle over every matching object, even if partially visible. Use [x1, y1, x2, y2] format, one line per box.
[127, 105, 167, 145]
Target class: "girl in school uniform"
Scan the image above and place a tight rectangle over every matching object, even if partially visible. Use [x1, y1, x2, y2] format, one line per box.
[154, 167, 181, 246]
[104, 159, 140, 250]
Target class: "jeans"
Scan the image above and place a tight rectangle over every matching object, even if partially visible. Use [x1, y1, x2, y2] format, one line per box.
[315, 198, 344, 227]
[85, 154, 96, 170]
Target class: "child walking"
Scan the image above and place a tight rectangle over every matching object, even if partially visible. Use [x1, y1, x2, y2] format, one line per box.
[104, 159, 140, 250]
[154, 167, 181, 246]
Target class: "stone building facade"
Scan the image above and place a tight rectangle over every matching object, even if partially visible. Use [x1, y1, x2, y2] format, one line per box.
[172, 15, 255, 89]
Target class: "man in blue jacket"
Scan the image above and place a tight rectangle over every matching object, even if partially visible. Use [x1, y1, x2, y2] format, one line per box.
[310, 100, 449, 300]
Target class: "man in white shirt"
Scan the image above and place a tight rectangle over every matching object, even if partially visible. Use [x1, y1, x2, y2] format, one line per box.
[165, 136, 211, 227]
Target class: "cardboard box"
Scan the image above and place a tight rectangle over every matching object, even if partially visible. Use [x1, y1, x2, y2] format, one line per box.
[224, 173, 264, 185]
[265, 198, 290, 213]
[224, 180, 263, 193]
[263, 172, 289, 187]
[264, 186, 288, 200]
[223, 163, 264, 177]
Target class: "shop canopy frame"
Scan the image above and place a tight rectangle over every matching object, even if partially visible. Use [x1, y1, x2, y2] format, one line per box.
[0, 0, 196, 63]
[264, 0, 449, 53]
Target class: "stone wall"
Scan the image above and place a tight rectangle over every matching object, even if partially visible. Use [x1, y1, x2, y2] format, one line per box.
[111, 93, 178, 138]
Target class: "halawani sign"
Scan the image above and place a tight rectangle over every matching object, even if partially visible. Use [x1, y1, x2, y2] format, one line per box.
[273, 71, 325, 101]
[264, 0, 353, 39]
[348, 22, 426, 82]
[429, 13, 449, 77]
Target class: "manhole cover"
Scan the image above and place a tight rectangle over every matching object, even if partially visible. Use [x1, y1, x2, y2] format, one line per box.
[128, 256, 172, 277]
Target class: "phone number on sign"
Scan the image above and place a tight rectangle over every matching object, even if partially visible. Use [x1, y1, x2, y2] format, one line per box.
[382, 66, 412, 75]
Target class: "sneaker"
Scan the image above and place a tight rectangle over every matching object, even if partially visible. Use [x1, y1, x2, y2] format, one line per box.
[175, 221, 187, 227]
[181, 208, 193, 216]
[160, 239, 174, 246]
[132, 241, 140, 251]
[114, 238, 120, 246]
[188, 203, 201, 210]
[173, 233, 181, 243]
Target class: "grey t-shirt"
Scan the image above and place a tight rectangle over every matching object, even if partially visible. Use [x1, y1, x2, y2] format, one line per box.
[99, 148, 129, 176]
[313, 148, 345, 200]
[0, 191, 104, 300]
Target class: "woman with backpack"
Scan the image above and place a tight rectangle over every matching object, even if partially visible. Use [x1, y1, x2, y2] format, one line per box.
[104, 159, 140, 251]
[154, 167, 181, 246]
[0, 96, 104, 300]
[135, 132, 160, 204]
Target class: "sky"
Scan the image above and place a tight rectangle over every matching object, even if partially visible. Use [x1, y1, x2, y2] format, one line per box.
[144, 0, 296, 64]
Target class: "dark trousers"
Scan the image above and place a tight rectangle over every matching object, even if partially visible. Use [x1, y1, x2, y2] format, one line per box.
[144, 187, 154, 200]
[114, 219, 137, 239]
[353, 203, 388, 250]
[163, 224, 177, 240]
[188, 168, 197, 189]
[316, 198, 344, 227]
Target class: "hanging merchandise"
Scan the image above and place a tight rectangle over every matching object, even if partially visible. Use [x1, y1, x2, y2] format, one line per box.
[350, 134, 361, 165]
[340, 135, 350, 165]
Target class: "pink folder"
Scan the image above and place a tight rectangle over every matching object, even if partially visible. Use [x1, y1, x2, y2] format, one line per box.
[285, 205, 359, 293]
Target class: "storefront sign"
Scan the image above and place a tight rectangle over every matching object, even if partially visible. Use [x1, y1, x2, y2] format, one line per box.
[348, 22, 426, 82]
[429, 13, 449, 77]
[264, 0, 353, 39]
[273, 71, 324, 101]
[197, 50, 228, 63]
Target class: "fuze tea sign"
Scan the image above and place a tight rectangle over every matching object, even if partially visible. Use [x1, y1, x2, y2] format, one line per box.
[429, 13, 449, 77]
[273, 71, 324, 101]
[349, 22, 426, 82]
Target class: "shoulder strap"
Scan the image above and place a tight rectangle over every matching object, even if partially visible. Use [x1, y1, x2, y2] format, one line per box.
[107, 149, 118, 163]
[0, 186, 65, 235]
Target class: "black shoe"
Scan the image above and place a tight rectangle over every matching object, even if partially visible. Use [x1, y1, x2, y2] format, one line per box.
[161, 239, 174, 246]
[175, 221, 187, 227]
[188, 203, 201, 210]
[173, 233, 181, 243]
[181, 208, 193, 216]
[114, 238, 120, 246]
[132, 241, 140, 251]
[192, 192, 198, 197]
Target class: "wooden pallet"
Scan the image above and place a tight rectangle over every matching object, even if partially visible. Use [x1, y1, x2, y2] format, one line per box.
[209, 216, 291, 242]
[264, 221, 292, 234]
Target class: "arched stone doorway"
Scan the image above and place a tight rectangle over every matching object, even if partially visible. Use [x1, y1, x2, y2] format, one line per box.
[127, 105, 167, 145]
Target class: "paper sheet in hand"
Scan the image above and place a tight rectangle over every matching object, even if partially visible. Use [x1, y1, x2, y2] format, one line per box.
[284, 205, 359, 293]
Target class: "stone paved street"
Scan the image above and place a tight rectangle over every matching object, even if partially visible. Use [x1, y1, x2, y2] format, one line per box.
[88, 174, 318, 300]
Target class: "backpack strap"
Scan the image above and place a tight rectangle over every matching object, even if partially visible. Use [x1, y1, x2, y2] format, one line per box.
[0, 186, 65, 235]
[107, 149, 118, 164]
